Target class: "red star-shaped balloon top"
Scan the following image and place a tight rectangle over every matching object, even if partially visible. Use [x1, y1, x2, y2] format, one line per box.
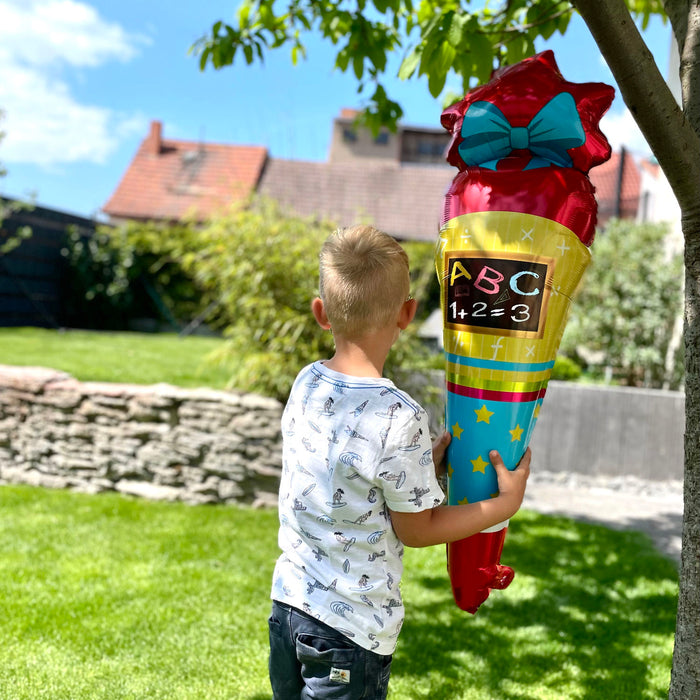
[442, 50, 615, 175]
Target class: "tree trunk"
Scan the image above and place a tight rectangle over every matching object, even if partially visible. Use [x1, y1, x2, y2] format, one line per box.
[571, 1, 700, 695]
[670, 214, 700, 698]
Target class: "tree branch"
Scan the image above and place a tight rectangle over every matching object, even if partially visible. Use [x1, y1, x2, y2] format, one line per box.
[573, 0, 700, 218]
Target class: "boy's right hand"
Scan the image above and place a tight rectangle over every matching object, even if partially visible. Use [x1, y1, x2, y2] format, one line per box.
[490, 447, 531, 515]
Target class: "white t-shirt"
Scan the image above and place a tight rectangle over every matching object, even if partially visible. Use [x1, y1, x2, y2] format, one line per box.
[271, 361, 445, 655]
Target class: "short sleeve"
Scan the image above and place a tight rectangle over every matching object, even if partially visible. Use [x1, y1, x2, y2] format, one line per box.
[377, 409, 446, 513]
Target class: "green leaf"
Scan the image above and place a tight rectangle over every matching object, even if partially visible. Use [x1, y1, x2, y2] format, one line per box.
[418, 30, 441, 77]
[238, 3, 250, 28]
[353, 54, 364, 80]
[557, 9, 572, 34]
[398, 45, 421, 80]
[446, 12, 464, 48]
[538, 18, 558, 41]
[469, 32, 495, 83]
[428, 66, 447, 97]
[296, 12, 312, 31]
[504, 33, 531, 65]
[335, 47, 350, 72]
[198, 46, 211, 71]
[368, 42, 387, 72]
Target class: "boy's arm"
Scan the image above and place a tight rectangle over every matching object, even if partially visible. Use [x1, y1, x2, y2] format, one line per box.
[388, 448, 531, 548]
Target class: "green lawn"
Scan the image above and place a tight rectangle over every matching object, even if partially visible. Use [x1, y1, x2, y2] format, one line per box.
[1, 485, 677, 700]
[0, 327, 233, 389]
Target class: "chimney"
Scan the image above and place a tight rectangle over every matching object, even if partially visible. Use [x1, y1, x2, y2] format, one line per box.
[147, 120, 163, 155]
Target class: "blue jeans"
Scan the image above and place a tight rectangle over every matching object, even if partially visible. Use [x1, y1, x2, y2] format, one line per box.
[268, 601, 392, 699]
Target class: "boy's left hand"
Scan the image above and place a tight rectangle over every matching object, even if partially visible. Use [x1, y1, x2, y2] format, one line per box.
[432, 431, 451, 478]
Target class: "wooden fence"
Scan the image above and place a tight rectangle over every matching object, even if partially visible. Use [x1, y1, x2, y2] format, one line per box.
[0, 200, 96, 327]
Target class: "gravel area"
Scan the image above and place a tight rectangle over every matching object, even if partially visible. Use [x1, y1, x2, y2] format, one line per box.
[522, 471, 684, 564]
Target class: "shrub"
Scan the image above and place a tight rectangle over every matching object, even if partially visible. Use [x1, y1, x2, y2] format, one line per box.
[62, 198, 436, 401]
[561, 219, 683, 389]
[551, 355, 582, 381]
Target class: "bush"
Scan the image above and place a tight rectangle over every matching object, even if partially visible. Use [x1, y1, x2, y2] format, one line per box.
[551, 355, 582, 381]
[61, 221, 208, 330]
[61, 199, 437, 401]
[561, 219, 683, 389]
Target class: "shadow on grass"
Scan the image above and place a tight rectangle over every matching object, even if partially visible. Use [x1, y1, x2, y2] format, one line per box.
[395, 511, 678, 699]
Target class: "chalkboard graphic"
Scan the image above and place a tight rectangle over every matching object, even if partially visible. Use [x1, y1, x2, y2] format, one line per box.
[443, 251, 555, 338]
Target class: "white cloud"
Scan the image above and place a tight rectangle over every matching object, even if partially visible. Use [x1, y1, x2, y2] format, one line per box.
[601, 107, 653, 157]
[0, 0, 149, 167]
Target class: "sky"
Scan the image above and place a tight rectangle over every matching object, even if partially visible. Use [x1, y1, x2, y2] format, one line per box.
[0, 0, 675, 221]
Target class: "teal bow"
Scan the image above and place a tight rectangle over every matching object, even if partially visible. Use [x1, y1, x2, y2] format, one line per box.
[458, 92, 585, 170]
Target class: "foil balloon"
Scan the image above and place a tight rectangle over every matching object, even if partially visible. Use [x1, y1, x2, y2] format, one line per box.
[436, 50, 614, 613]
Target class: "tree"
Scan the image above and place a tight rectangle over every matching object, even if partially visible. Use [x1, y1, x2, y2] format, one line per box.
[193, 2, 700, 695]
[561, 219, 684, 388]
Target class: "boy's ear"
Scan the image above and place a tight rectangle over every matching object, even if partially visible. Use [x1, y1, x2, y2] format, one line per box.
[397, 297, 418, 330]
[311, 297, 332, 330]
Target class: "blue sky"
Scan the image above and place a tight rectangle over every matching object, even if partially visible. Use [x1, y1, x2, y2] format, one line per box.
[0, 0, 673, 220]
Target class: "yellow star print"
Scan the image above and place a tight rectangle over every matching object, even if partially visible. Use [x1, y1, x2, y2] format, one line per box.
[510, 424, 524, 442]
[458, 497, 469, 505]
[451, 422, 464, 440]
[474, 405, 494, 424]
[534, 403, 541, 418]
[447, 463, 454, 478]
[471, 455, 489, 473]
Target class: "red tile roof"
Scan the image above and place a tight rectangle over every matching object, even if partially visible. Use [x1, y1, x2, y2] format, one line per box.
[102, 121, 268, 222]
[103, 119, 644, 236]
[258, 159, 453, 242]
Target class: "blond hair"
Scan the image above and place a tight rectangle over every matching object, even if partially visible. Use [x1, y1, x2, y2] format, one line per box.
[319, 225, 410, 339]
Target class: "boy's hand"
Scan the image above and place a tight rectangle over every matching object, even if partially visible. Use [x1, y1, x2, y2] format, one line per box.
[432, 431, 451, 478]
[490, 447, 531, 514]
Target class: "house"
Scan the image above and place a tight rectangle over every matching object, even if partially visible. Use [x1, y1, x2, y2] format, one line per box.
[103, 112, 454, 242]
[102, 110, 676, 245]
[102, 121, 268, 223]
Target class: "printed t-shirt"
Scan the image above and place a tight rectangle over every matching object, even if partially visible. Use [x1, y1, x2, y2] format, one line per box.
[271, 361, 445, 655]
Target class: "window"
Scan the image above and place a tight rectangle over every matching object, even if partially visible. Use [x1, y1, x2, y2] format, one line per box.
[417, 140, 444, 157]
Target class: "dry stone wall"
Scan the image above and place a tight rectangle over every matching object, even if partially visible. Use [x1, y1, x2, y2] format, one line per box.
[0, 365, 686, 507]
[0, 365, 283, 506]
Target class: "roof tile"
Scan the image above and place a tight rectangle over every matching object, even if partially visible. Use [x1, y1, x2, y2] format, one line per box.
[103, 124, 268, 221]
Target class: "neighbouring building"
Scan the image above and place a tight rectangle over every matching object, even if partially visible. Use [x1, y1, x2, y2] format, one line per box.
[102, 121, 268, 224]
[102, 109, 679, 246]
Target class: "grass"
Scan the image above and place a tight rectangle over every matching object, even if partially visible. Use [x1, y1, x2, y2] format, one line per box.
[1, 485, 678, 700]
[0, 327, 233, 389]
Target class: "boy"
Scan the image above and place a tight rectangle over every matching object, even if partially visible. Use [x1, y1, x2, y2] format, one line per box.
[269, 224, 530, 699]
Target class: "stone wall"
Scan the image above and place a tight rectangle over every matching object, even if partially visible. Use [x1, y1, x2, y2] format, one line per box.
[0, 365, 283, 506]
[0, 364, 686, 507]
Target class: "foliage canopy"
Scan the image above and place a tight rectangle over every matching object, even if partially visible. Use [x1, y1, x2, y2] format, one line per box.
[191, 0, 663, 133]
[562, 219, 683, 388]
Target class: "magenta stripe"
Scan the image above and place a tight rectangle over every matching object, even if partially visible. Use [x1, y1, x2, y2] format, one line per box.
[447, 381, 547, 403]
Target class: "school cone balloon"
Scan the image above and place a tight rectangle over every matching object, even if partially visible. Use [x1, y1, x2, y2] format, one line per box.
[436, 51, 614, 613]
